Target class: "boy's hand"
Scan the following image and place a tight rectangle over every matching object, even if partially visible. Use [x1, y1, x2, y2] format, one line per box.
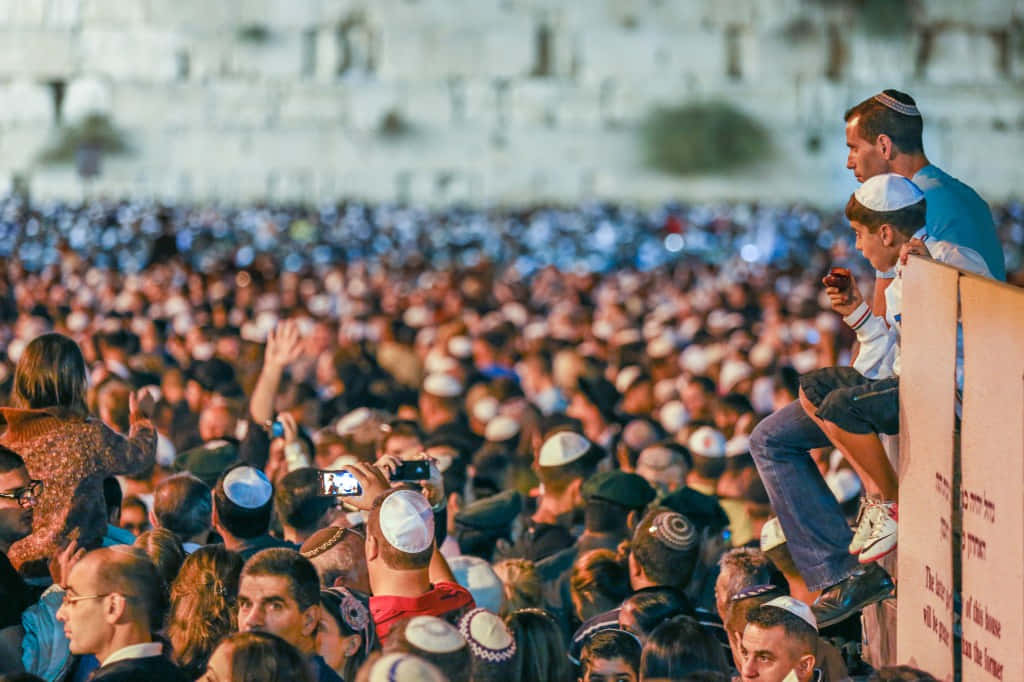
[900, 238, 930, 265]
[824, 277, 863, 317]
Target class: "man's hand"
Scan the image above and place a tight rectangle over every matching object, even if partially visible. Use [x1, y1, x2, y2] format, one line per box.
[900, 238, 931, 266]
[50, 539, 85, 588]
[264, 320, 304, 370]
[822, 275, 864, 317]
[274, 412, 300, 445]
[340, 462, 392, 511]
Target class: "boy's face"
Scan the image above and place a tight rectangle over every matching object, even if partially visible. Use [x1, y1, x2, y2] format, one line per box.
[850, 220, 899, 272]
[581, 656, 637, 682]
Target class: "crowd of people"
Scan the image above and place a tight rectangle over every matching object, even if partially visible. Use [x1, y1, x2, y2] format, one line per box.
[0, 89, 1018, 682]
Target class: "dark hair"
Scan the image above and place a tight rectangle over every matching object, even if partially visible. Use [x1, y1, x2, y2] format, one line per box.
[844, 89, 924, 154]
[167, 545, 243, 679]
[0, 674, 46, 682]
[366, 490, 434, 571]
[719, 393, 754, 416]
[242, 548, 321, 611]
[219, 631, 315, 682]
[845, 193, 927, 237]
[570, 549, 632, 620]
[639, 615, 730, 678]
[378, 419, 424, 454]
[622, 588, 695, 639]
[102, 476, 123, 519]
[12, 333, 88, 413]
[745, 604, 817, 655]
[630, 509, 700, 589]
[716, 548, 786, 631]
[0, 445, 25, 474]
[90, 547, 169, 631]
[320, 588, 376, 681]
[584, 497, 633, 534]
[868, 665, 939, 682]
[214, 465, 273, 539]
[688, 375, 717, 396]
[154, 473, 212, 541]
[274, 468, 333, 532]
[134, 528, 185, 589]
[579, 629, 641, 678]
[504, 609, 571, 682]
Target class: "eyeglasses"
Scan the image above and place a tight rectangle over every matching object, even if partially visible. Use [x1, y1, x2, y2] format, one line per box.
[62, 592, 111, 606]
[0, 480, 43, 507]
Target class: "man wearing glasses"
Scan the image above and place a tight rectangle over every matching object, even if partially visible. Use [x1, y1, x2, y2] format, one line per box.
[0, 445, 40, 629]
[55, 546, 187, 681]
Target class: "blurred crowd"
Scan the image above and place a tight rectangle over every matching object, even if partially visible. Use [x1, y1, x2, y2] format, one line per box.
[0, 191, 1016, 682]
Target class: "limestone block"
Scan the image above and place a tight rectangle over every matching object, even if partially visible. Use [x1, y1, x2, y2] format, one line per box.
[314, 26, 343, 81]
[0, 125, 49, 169]
[507, 79, 601, 129]
[577, 27, 725, 85]
[0, 30, 76, 78]
[79, 0, 147, 27]
[107, 83, 208, 130]
[63, 76, 113, 122]
[376, 18, 533, 79]
[921, 28, 1001, 84]
[919, 0, 1017, 28]
[346, 80, 403, 132]
[746, 25, 828, 83]
[226, 31, 305, 81]
[278, 84, 349, 127]
[206, 83, 282, 129]
[45, 0, 82, 29]
[145, 1, 233, 31]
[908, 84, 1022, 129]
[233, 0, 331, 32]
[458, 78, 501, 126]
[79, 29, 184, 81]
[0, 80, 55, 126]
[845, 33, 919, 85]
[0, 0, 47, 27]
[402, 83, 451, 128]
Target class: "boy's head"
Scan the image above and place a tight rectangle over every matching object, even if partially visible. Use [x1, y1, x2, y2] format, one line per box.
[578, 629, 642, 682]
[845, 173, 926, 272]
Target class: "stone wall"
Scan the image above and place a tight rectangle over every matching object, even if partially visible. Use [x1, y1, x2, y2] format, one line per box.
[0, 0, 1022, 206]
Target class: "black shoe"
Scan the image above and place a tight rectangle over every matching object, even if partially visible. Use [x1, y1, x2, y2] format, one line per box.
[812, 563, 894, 629]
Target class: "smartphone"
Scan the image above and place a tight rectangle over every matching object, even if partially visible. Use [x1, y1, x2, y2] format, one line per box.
[317, 470, 362, 497]
[390, 460, 431, 482]
[271, 421, 285, 438]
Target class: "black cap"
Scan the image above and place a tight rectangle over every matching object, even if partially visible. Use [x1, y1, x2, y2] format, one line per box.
[174, 438, 239, 488]
[455, 490, 522, 533]
[660, 486, 730, 534]
[582, 471, 655, 510]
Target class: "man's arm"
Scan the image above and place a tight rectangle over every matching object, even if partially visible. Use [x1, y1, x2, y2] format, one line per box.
[249, 321, 303, 424]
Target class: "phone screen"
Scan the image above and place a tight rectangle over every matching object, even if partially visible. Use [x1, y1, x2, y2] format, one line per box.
[391, 460, 431, 482]
[318, 470, 362, 497]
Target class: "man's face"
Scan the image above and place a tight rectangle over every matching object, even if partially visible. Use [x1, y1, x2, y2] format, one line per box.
[581, 656, 637, 682]
[0, 467, 35, 545]
[845, 117, 890, 183]
[850, 221, 897, 272]
[237, 574, 315, 650]
[382, 435, 422, 459]
[56, 558, 111, 656]
[120, 504, 150, 537]
[740, 623, 809, 682]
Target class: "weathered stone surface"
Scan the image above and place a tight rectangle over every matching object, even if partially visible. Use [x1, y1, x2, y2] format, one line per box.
[63, 76, 113, 122]
[922, 28, 1001, 85]
[0, 30, 76, 78]
[0, 80, 55, 126]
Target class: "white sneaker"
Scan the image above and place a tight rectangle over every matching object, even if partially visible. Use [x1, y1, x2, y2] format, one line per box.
[858, 502, 898, 564]
[848, 498, 882, 555]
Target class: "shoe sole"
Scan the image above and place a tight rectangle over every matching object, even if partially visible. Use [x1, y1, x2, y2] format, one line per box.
[814, 580, 895, 628]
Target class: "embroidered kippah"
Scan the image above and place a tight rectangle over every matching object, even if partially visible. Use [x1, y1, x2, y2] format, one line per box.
[873, 92, 920, 117]
[730, 583, 785, 603]
[648, 511, 697, 551]
[458, 608, 517, 663]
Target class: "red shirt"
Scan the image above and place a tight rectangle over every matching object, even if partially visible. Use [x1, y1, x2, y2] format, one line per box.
[370, 581, 475, 639]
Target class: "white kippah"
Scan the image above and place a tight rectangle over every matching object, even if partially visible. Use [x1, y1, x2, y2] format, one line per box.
[636, 446, 681, 471]
[615, 366, 644, 394]
[368, 653, 445, 682]
[458, 608, 517, 662]
[854, 173, 925, 212]
[484, 415, 520, 443]
[763, 595, 818, 631]
[379, 490, 435, 554]
[658, 400, 689, 434]
[538, 431, 592, 467]
[336, 407, 372, 435]
[719, 360, 752, 393]
[472, 396, 499, 423]
[648, 333, 676, 359]
[223, 466, 272, 509]
[688, 426, 727, 458]
[611, 328, 643, 347]
[424, 352, 459, 375]
[403, 305, 432, 328]
[423, 373, 463, 398]
[679, 345, 709, 374]
[873, 91, 921, 117]
[447, 335, 473, 359]
[760, 517, 787, 552]
[404, 616, 467, 654]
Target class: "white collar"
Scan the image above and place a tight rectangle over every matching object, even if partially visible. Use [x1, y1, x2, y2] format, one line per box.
[102, 641, 163, 667]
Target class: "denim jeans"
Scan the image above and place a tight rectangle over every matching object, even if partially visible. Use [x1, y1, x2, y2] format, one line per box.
[750, 400, 860, 591]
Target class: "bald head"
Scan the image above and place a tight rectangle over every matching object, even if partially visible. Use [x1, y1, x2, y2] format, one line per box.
[76, 547, 168, 630]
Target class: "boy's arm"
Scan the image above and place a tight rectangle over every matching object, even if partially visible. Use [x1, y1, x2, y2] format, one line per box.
[843, 302, 898, 379]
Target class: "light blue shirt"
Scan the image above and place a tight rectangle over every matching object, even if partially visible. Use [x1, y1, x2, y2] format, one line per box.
[912, 164, 1006, 281]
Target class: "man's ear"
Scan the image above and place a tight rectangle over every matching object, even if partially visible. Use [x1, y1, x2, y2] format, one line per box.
[626, 509, 639, 532]
[366, 534, 379, 562]
[628, 550, 641, 578]
[797, 652, 816, 677]
[107, 593, 128, 624]
[301, 604, 320, 638]
[877, 133, 894, 159]
[148, 508, 158, 529]
[568, 477, 584, 506]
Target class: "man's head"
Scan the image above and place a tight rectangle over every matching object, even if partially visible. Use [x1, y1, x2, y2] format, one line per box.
[0, 446, 37, 550]
[120, 496, 150, 537]
[635, 442, 690, 494]
[740, 598, 818, 682]
[581, 470, 655, 539]
[844, 89, 924, 182]
[628, 508, 699, 590]
[238, 548, 321, 654]
[845, 173, 927, 272]
[578, 628, 642, 682]
[213, 465, 274, 540]
[714, 548, 788, 669]
[300, 525, 370, 593]
[151, 473, 212, 544]
[365, 489, 435, 588]
[536, 431, 604, 512]
[274, 468, 333, 541]
[687, 426, 727, 483]
[56, 547, 167, 659]
[378, 419, 425, 459]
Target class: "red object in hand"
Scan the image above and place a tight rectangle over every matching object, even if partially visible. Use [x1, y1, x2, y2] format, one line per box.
[823, 267, 852, 292]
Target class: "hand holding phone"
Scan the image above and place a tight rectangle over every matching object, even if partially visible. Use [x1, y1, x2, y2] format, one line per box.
[317, 470, 362, 497]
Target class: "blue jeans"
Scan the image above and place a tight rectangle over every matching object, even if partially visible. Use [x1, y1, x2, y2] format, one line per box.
[750, 400, 860, 591]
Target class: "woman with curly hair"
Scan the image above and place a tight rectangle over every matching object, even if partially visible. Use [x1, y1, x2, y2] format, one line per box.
[167, 545, 243, 679]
